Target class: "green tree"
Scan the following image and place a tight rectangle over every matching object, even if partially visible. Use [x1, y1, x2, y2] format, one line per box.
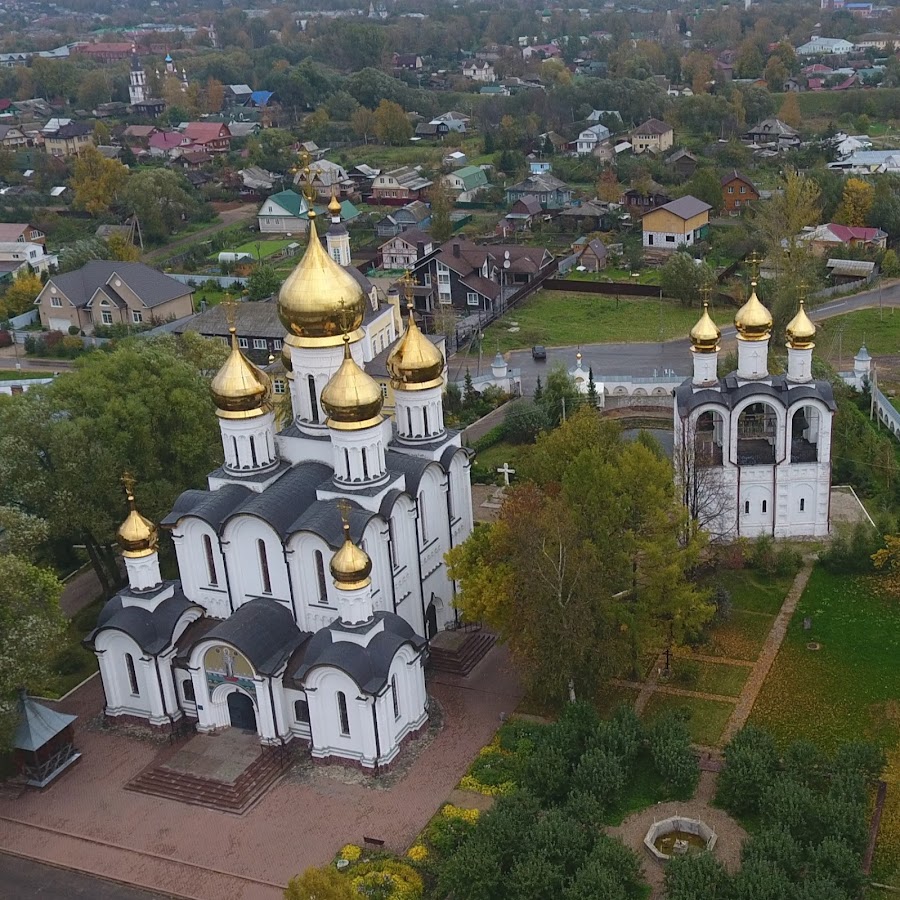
[120, 169, 206, 243]
[304, 107, 331, 145]
[0, 553, 66, 750]
[660, 252, 714, 306]
[0, 339, 223, 595]
[325, 90, 359, 121]
[70, 145, 128, 217]
[77, 70, 112, 110]
[538, 363, 580, 426]
[504, 399, 549, 444]
[373, 99, 412, 146]
[0, 270, 44, 318]
[284, 866, 353, 900]
[247, 264, 282, 301]
[428, 180, 453, 243]
[681, 167, 724, 215]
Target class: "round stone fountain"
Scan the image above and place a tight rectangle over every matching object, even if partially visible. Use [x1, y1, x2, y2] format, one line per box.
[643, 816, 717, 863]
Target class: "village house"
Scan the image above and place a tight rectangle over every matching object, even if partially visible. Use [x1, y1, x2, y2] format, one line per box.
[631, 118, 674, 154]
[431, 111, 470, 133]
[181, 122, 231, 153]
[174, 300, 288, 364]
[797, 36, 854, 55]
[393, 53, 424, 70]
[505, 173, 572, 209]
[379, 230, 434, 269]
[44, 123, 92, 157]
[798, 223, 888, 255]
[414, 121, 450, 140]
[461, 59, 496, 82]
[74, 42, 134, 63]
[258, 190, 310, 234]
[294, 159, 356, 202]
[721, 171, 760, 213]
[122, 125, 159, 149]
[148, 130, 192, 158]
[442, 166, 488, 199]
[371, 166, 433, 203]
[666, 148, 698, 179]
[642, 195, 711, 250]
[621, 185, 671, 217]
[745, 118, 800, 147]
[224, 84, 253, 107]
[411, 239, 554, 312]
[35, 261, 194, 334]
[575, 123, 611, 156]
[0, 223, 45, 246]
[497, 196, 544, 235]
[375, 201, 432, 237]
[574, 238, 608, 272]
[0, 124, 27, 150]
[0, 242, 57, 280]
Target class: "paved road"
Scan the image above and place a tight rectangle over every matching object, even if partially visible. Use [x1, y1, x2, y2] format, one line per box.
[0, 852, 171, 900]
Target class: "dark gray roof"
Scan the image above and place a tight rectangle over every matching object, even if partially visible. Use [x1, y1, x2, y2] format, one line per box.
[291, 499, 376, 548]
[656, 195, 711, 220]
[175, 299, 286, 339]
[85, 588, 199, 655]
[287, 612, 425, 693]
[162, 483, 253, 529]
[48, 261, 192, 310]
[385, 450, 433, 496]
[239, 462, 332, 537]
[14, 693, 76, 752]
[675, 374, 836, 418]
[200, 598, 309, 675]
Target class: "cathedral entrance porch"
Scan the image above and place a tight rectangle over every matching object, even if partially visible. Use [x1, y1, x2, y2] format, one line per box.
[125, 729, 292, 814]
[227, 691, 257, 732]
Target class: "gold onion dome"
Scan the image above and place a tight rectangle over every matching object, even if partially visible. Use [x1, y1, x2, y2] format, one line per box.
[210, 327, 272, 419]
[328, 192, 342, 216]
[690, 301, 720, 353]
[320, 337, 384, 430]
[734, 282, 773, 342]
[330, 517, 372, 590]
[277, 212, 365, 346]
[786, 299, 816, 349]
[387, 306, 445, 390]
[117, 487, 158, 559]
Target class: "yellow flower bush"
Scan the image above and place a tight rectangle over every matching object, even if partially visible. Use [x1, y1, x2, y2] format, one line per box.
[350, 859, 423, 899]
[338, 844, 361, 861]
[458, 774, 515, 796]
[441, 803, 480, 823]
[406, 844, 429, 862]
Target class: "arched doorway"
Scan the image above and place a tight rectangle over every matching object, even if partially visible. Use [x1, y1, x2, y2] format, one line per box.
[227, 691, 257, 732]
[425, 602, 438, 640]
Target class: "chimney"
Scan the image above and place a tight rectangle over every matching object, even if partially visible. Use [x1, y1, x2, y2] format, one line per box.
[452, 242, 460, 258]
[417, 240, 426, 259]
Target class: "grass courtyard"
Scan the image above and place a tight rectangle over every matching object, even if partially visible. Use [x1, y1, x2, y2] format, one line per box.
[483, 291, 706, 352]
[816, 307, 900, 366]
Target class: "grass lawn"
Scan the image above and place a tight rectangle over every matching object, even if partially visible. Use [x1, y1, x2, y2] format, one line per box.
[815, 307, 900, 365]
[470, 439, 526, 483]
[0, 369, 53, 380]
[747, 568, 900, 886]
[483, 291, 703, 352]
[713, 569, 796, 616]
[37, 598, 103, 700]
[670, 658, 749, 698]
[642, 693, 734, 747]
[701, 608, 773, 661]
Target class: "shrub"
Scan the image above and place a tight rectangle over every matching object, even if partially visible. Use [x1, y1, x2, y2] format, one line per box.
[466, 743, 521, 789]
[471, 424, 506, 453]
[749, 534, 776, 574]
[664, 851, 728, 900]
[53, 645, 90, 676]
[716, 725, 780, 816]
[426, 810, 477, 858]
[572, 747, 626, 807]
[590, 705, 643, 766]
[774, 545, 802, 576]
[831, 741, 886, 783]
[350, 859, 423, 900]
[337, 844, 361, 862]
[503, 398, 548, 444]
[819, 521, 882, 574]
[646, 712, 698, 797]
[406, 845, 428, 863]
[67, 325, 80, 336]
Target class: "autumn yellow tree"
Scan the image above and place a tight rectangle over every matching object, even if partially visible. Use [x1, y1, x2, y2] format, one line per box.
[834, 177, 875, 228]
[284, 866, 353, 900]
[350, 106, 376, 144]
[70, 145, 128, 217]
[0, 271, 44, 318]
[596, 168, 621, 203]
[205, 77, 225, 114]
[682, 50, 713, 94]
[107, 232, 141, 261]
[373, 99, 412, 145]
[779, 92, 801, 128]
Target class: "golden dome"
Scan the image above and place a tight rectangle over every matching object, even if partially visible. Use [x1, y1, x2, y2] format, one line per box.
[786, 299, 816, 350]
[276, 212, 365, 347]
[387, 307, 445, 391]
[117, 485, 158, 559]
[330, 517, 372, 590]
[690, 301, 720, 353]
[320, 337, 384, 431]
[328, 191, 342, 216]
[734, 282, 773, 342]
[209, 327, 273, 419]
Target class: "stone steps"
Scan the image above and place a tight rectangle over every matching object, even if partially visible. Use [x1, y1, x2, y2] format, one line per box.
[125, 746, 291, 815]
[428, 631, 496, 677]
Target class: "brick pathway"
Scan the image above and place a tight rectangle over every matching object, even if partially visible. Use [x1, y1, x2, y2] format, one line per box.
[614, 679, 737, 706]
[0, 646, 522, 899]
[720, 558, 815, 745]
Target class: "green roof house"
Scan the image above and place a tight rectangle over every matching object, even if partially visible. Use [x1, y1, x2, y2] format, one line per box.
[258, 189, 311, 234]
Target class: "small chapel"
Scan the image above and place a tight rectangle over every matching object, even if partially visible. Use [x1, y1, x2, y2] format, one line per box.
[86, 204, 473, 770]
[675, 278, 835, 539]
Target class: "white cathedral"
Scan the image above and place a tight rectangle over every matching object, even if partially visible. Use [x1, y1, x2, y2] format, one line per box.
[87, 207, 473, 770]
[675, 281, 834, 539]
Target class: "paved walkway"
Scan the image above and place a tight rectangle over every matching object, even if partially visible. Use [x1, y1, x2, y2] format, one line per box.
[0, 645, 523, 900]
[720, 557, 815, 745]
[60, 566, 110, 617]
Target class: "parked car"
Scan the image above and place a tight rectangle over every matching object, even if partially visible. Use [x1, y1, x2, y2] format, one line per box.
[532, 345, 546, 361]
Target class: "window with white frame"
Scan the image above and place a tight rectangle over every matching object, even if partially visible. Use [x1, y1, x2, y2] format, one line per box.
[50, 296, 62, 307]
[273, 379, 286, 394]
[238, 337, 249, 349]
[253, 338, 267, 350]
[466, 292, 479, 306]
[273, 339, 282, 350]
[101, 311, 113, 324]
[423, 273, 431, 286]
[439, 295, 452, 305]
[132, 310, 143, 323]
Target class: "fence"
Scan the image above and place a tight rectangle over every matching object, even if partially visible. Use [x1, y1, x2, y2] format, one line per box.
[544, 278, 663, 298]
[872, 385, 900, 438]
[167, 274, 249, 289]
[810, 273, 874, 301]
[8, 309, 38, 329]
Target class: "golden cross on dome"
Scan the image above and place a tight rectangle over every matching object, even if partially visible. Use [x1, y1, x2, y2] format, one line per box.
[336, 498, 352, 533]
[400, 270, 415, 307]
[747, 251, 762, 283]
[222, 294, 237, 332]
[700, 284, 712, 305]
[121, 471, 137, 503]
[798, 281, 807, 303]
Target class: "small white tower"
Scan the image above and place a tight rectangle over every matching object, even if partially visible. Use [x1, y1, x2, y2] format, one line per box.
[209, 324, 278, 475]
[387, 301, 446, 445]
[734, 280, 773, 381]
[165, 52, 175, 75]
[853, 345, 872, 387]
[325, 190, 351, 267]
[785, 299, 816, 383]
[117, 475, 162, 594]
[321, 336, 388, 487]
[690, 299, 720, 386]
[330, 508, 375, 627]
[491, 351, 508, 381]
[128, 45, 146, 106]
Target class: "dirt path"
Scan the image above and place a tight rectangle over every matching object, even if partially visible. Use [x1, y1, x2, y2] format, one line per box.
[141, 203, 257, 263]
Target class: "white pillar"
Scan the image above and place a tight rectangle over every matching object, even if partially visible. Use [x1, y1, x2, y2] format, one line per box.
[330, 422, 387, 486]
[335, 581, 375, 626]
[219, 409, 278, 472]
[395, 383, 444, 442]
[737, 335, 770, 380]
[786, 346, 813, 383]
[691, 348, 718, 387]
[124, 551, 162, 592]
